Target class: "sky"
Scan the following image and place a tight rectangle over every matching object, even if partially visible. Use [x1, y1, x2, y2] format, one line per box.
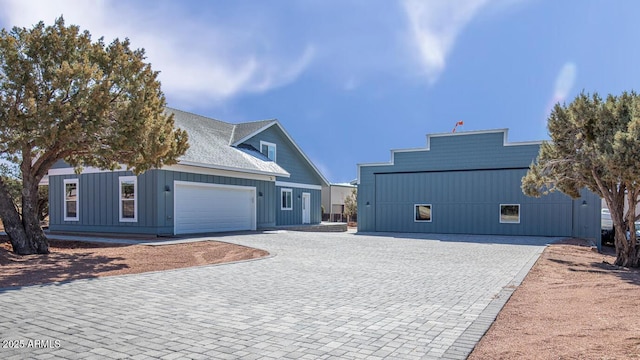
[1, 0, 639, 183]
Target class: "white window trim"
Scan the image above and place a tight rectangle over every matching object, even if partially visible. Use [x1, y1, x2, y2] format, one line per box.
[119, 176, 138, 222]
[414, 204, 432, 222]
[260, 140, 277, 161]
[499, 204, 520, 224]
[281, 188, 293, 210]
[63, 178, 79, 221]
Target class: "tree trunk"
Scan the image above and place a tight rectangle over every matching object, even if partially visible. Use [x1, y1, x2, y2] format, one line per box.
[614, 191, 640, 267]
[0, 176, 49, 255]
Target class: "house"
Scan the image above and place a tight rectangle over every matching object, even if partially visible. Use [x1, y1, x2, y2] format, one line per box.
[357, 129, 601, 244]
[321, 183, 356, 222]
[47, 108, 329, 235]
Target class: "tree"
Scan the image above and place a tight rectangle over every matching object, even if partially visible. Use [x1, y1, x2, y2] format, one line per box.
[522, 91, 640, 267]
[0, 18, 189, 255]
[343, 188, 357, 223]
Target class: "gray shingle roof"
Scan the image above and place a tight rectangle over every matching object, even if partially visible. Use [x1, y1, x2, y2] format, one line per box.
[167, 108, 289, 177]
[231, 119, 277, 145]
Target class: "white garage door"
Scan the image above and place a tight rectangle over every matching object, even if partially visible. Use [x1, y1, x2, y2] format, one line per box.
[174, 181, 256, 235]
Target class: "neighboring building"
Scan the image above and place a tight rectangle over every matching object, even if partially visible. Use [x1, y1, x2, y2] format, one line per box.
[357, 129, 601, 244]
[48, 108, 329, 235]
[321, 183, 356, 222]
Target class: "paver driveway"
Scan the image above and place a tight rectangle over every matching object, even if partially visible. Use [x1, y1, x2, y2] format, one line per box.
[0, 231, 556, 359]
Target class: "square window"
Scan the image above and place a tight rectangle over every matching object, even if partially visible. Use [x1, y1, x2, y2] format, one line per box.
[414, 204, 432, 222]
[64, 179, 79, 221]
[119, 176, 137, 222]
[281, 188, 292, 210]
[500, 204, 520, 223]
[260, 141, 277, 161]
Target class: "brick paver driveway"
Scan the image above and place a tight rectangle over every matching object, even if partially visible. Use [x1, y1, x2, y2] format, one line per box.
[1, 231, 556, 359]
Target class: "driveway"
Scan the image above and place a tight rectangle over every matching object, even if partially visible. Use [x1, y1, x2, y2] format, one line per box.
[0, 231, 556, 359]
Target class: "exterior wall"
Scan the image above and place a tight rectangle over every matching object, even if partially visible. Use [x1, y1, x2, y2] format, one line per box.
[49, 169, 276, 235]
[358, 130, 601, 243]
[49, 170, 161, 234]
[242, 124, 324, 225]
[275, 186, 321, 225]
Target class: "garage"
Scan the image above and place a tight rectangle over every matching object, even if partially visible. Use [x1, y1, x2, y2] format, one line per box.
[174, 181, 256, 234]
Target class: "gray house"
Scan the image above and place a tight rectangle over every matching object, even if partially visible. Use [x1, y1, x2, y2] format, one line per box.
[357, 129, 601, 243]
[47, 108, 329, 235]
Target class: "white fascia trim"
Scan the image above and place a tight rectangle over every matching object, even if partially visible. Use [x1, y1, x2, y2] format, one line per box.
[275, 181, 322, 190]
[49, 165, 127, 176]
[233, 121, 330, 187]
[49, 162, 287, 182]
[172, 161, 291, 181]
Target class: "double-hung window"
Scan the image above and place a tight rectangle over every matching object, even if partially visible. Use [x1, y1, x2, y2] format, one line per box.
[119, 176, 137, 222]
[63, 179, 79, 221]
[281, 188, 293, 210]
[260, 141, 277, 161]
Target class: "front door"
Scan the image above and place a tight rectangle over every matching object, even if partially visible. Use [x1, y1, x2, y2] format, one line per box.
[302, 192, 311, 224]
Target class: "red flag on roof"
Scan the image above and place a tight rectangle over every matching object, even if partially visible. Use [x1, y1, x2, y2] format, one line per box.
[452, 121, 464, 133]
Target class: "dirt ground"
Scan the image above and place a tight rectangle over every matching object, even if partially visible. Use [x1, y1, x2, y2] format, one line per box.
[0, 238, 268, 288]
[469, 239, 640, 360]
[2, 234, 639, 359]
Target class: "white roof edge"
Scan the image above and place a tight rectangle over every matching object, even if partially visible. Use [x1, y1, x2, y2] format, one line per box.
[178, 160, 290, 178]
[328, 182, 356, 187]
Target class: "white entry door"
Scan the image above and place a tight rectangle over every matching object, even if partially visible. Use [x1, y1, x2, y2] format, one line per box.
[302, 192, 311, 224]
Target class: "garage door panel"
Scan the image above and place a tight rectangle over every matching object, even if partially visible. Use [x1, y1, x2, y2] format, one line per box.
[174, 182, 255, 234]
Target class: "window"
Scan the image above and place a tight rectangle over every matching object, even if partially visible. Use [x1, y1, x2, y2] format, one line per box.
[414, 204, 432, 222]
[119, 176, 137, 222]
[260, 141, 277, 161]
[281, 188, 292, 210]
[500, 204, 520, 223]
[63, 179, 79, 221]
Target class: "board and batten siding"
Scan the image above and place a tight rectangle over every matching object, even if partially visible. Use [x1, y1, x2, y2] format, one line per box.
[373, 169, 572, 236]
[358, 130, 601, 243]
[241, 125, 323, 186]
[49, 170, 160, 234]
[49, 169, 277, 235]
[275, 186, 321, 226]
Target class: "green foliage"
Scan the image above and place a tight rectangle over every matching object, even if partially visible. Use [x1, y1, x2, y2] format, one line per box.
[0, 16, 188, 178]
[522, 91, 640, 267]
[0, 17, 188, 254]
[343, 188, 357, 222]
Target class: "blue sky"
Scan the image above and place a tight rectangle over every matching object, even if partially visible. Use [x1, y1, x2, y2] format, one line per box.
[1, 1, 639, 183]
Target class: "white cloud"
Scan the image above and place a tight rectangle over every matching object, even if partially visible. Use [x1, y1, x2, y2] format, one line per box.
[0, 0, 315, 107]
[552, 62, 577, 104]
[402, 0, 529, 85]
[402, 0, 491, 84]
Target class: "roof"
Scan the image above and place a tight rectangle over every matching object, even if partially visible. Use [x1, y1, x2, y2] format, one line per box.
[167, 108, 290, 177]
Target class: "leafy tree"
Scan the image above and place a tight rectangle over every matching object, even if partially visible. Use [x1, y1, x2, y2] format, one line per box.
[522, 91, 640, 267]
[0, 18, 188, 255]
[343, 188, 357, 223]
